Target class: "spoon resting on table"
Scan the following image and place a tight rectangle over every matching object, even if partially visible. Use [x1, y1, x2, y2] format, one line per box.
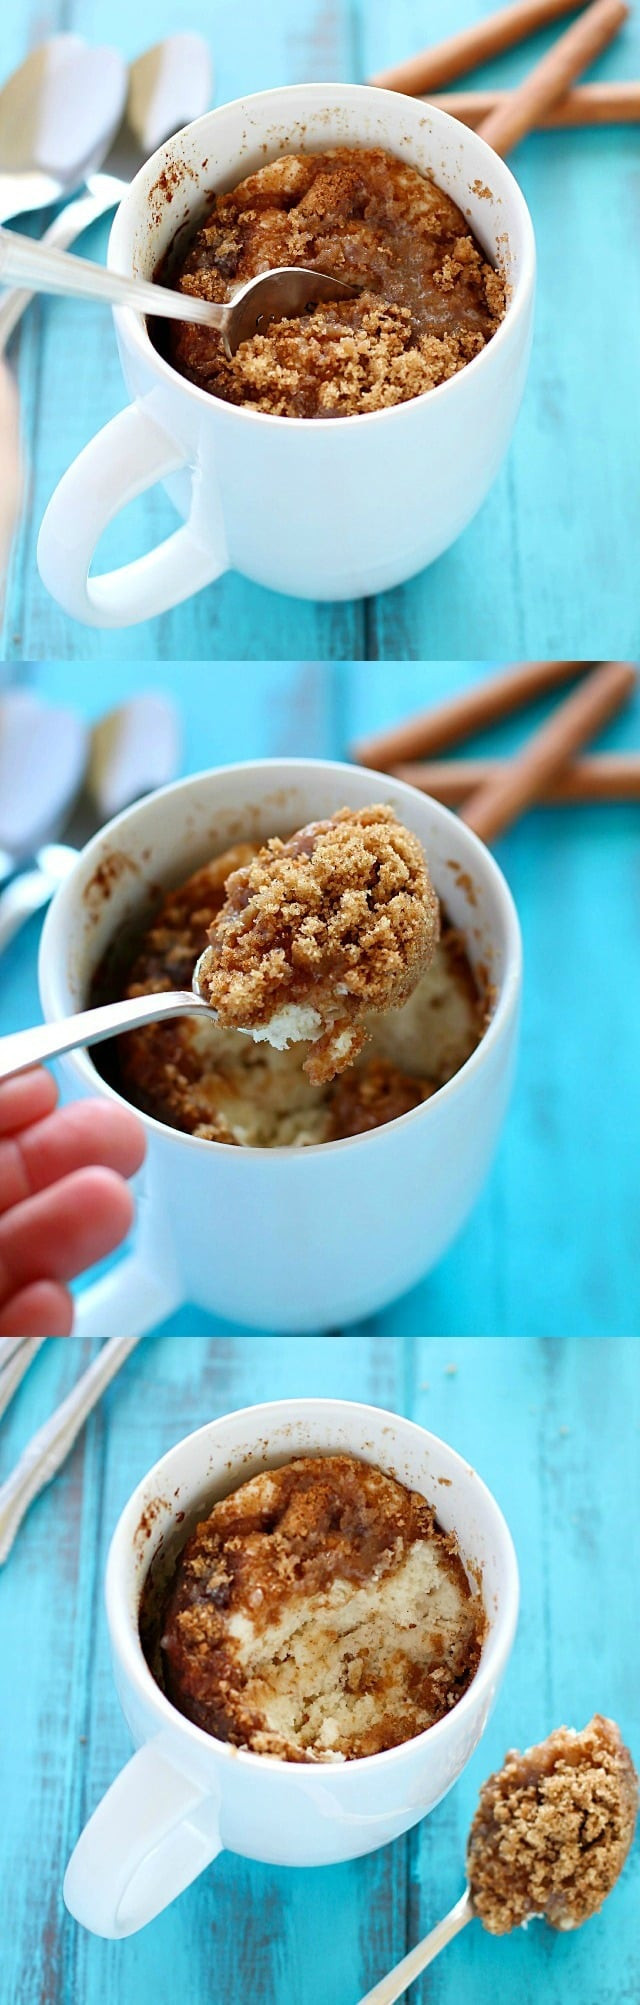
[357, 1715, 638, 2005]
[0, 35, 126, 224]
[0, 228, 361, 356]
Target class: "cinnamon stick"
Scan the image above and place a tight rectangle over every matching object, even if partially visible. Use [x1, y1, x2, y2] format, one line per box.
[369, 0, 588, 96]
[478, 0, 628, 155]
[427, 80, 640, 128]
[460, 661, 637, 843]
[350, 661, 590, 771]
[393, 754, 640, 805]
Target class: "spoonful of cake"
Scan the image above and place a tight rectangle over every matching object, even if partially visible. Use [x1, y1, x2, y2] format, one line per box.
[356, 1715, 638, 2005]
[194, 805, 440, 1084]
[0, 806, 439, 1083]
[0, 227, 361, 356]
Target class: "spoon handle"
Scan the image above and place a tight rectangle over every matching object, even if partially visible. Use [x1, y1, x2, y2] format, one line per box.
[0, 989, 212, 1083]
[0, 1335, 139, 1567]
[355, 1889, 473, 2005]
[0, 226, 226, 329]
[0, 865, 57, 956]
[0, 184, 124, 354]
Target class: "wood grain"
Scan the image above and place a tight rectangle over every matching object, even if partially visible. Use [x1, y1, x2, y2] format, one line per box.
[0, 1335, 637, 2003]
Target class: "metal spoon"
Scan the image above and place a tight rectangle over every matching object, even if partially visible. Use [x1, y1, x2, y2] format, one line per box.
[0, 689, 88, 881]
[0, 34, 213, 351]
[0, 953, 222, 1082]
[0, 691, 181, 956]
[0, 1336, 139, 1567]
[356, 1890, 473, 2005]
[0, 230, 361, 357]
[0, 845, 80, 958]
[0, 35, 126, 225]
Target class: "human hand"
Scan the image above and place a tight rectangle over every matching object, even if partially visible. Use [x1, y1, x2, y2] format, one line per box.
[0, 1069, 146, 1335]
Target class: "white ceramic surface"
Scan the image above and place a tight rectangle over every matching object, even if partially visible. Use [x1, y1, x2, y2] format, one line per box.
[37, 83, 535, 626]
[63, 1398, 519, 1938]
[38, 758, 522, 1336]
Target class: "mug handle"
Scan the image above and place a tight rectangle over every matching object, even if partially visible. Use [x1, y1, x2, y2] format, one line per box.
[64, 1738, 223, 1937]
[37, 399, 229, 627]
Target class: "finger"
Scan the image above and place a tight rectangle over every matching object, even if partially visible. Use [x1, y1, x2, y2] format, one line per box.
[0, 1069, 58, 1136]
[0, 1098, 146, 1215]
[0, 1166, 135, 1302]
[0, 1280, 73, 1337]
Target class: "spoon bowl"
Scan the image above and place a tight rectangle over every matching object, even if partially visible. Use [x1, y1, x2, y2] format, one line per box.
[0, 34, 213, 352]
[0, 229, 362, 356]
[215, 266, 362, 356]
[0, 35, 126, 223]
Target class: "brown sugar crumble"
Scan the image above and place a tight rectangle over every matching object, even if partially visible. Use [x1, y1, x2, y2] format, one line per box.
[155, 146, 506, 418]
[157, 1453, 486, 1762]
[114, 832, 487, 1148]
[195, 806, 440, 1084]
[467, 1716, 638, 1934]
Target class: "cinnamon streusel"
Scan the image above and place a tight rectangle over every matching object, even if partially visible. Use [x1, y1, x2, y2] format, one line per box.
[155, 146, 506, 418]
[115, 836, 486, 1145]
[159, 1453, 485, 1761]
[195, 805, 440, 1084]
[467, 1716, 638, 1933]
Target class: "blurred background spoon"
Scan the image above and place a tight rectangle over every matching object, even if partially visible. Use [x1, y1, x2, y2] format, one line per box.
[0, 688, 88, 881]
[0, 35, 126, 225]
[0, 689, 180, 954]
[0, 34, 213, 351]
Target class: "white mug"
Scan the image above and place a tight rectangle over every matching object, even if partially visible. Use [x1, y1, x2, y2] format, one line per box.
[63, 1398, 519, 1938]
[38, 758, 522, 1336]
[37, 83, 535, 627]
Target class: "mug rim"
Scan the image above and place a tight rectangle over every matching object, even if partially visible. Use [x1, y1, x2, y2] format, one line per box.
[106, 1397, 520, 1778]
[38, 756, 523, 1161]
[109, 81, 536, 433]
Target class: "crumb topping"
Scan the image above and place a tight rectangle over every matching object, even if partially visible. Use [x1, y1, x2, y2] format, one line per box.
[195, 805, 439, 1084]
[326, 1055, 435, 1138]
[158, 1453, 485, 1761]
[156, 147, 506, 418]
[467, 1716, 638, 1933]
[115, 840, 485, 1145]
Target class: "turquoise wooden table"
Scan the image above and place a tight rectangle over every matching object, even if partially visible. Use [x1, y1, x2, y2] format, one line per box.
[0, 1334, 637, 2004]
[1, 0, 640, 662]
[1, 660, 638, 1338]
